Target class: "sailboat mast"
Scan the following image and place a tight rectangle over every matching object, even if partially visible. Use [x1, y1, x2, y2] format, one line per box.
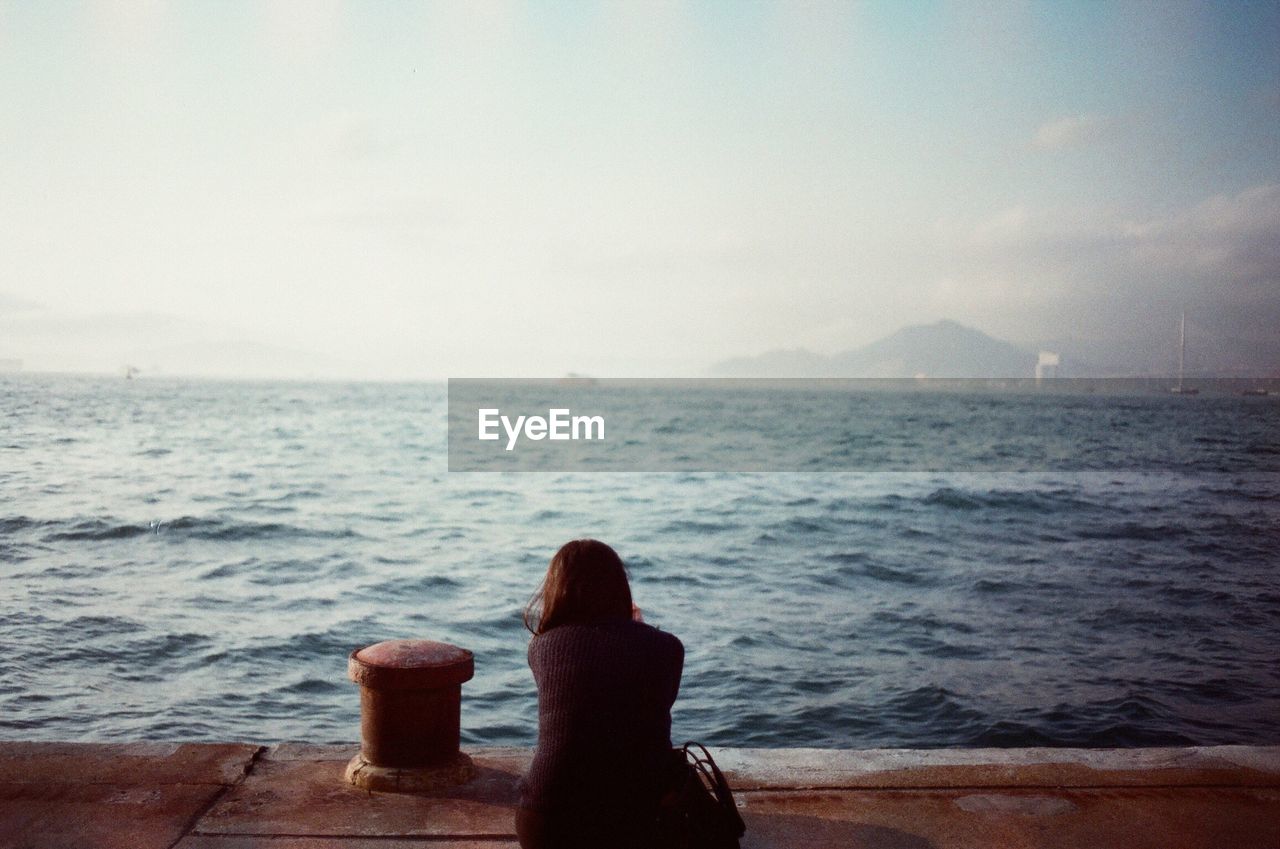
[1178, 310, 1186, 389]
[1170, 310, 1198, 394]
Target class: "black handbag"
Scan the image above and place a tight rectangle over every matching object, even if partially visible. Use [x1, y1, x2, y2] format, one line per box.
[655, 742, 746, 849]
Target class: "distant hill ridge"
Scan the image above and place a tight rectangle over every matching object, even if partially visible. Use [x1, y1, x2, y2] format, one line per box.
[712, 320, 1040, 378]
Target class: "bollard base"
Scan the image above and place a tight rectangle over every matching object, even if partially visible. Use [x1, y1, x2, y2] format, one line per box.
[344, 751, 476, 793]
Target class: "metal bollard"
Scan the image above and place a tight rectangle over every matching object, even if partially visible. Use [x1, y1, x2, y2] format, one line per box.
[344, 639, 477, 792]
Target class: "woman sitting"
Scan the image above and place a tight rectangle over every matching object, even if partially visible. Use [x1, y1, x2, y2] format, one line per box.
[516, 539, 685, 849]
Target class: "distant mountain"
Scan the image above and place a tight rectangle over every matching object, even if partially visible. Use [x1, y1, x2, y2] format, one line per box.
[712, 320, 1041, 378]
[712, 347, 833, 377]
[0, 308, 359, 378]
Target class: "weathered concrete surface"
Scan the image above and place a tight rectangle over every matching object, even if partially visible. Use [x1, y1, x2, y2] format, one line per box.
[713, 744, 1280, 789]
[194, 745, 520, 838]
[0, 742, 260, 849]
[2, 742, 1278, 849]
[736, 787, 1280, 849]
[0, 742, 260, 787]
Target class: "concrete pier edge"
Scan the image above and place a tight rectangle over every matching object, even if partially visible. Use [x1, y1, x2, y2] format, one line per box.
[2, 741, 1278, 848]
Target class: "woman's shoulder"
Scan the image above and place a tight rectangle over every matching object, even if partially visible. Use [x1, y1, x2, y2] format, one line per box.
[613, 618, 683, 662]
[530, 618, 683, 657]
[637, 620, 684, 657]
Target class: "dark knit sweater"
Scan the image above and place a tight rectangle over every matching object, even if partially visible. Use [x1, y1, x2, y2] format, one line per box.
[520, 618, 684, 816]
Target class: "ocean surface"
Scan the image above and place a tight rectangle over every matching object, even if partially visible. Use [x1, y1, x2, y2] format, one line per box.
[2, 374, 1278, 748]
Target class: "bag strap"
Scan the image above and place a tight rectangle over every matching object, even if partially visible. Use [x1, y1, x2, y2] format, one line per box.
[680, 741, 746, 837]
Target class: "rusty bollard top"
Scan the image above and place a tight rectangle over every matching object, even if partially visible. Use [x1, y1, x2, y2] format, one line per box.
[348, 639, 474, 691]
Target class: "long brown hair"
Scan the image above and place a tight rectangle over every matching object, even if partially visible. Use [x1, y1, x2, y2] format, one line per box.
[523, 539, 633, 635]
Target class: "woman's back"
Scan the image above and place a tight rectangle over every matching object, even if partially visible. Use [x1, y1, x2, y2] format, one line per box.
[520, 618, 684, 842]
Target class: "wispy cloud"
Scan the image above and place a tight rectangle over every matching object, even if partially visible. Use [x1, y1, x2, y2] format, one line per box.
[954, 183, 1279, 285]
[932, 183, 1280, 340]
[1127, 183, 1280, 289]
[1031, 114, 1107, 151]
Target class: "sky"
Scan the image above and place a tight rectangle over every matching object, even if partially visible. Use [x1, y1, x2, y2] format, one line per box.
[1, 0, 1277, 377]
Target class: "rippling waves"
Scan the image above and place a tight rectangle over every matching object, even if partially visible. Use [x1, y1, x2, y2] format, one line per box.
[1, 375, 1278, 748]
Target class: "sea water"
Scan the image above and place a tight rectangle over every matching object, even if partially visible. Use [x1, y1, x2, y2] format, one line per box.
[1, 374, 1277, 747]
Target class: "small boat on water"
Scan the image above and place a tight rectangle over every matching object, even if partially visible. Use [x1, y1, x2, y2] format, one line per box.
[1170, 311, 1198, 395]
[1241, 388, 1269, 397]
